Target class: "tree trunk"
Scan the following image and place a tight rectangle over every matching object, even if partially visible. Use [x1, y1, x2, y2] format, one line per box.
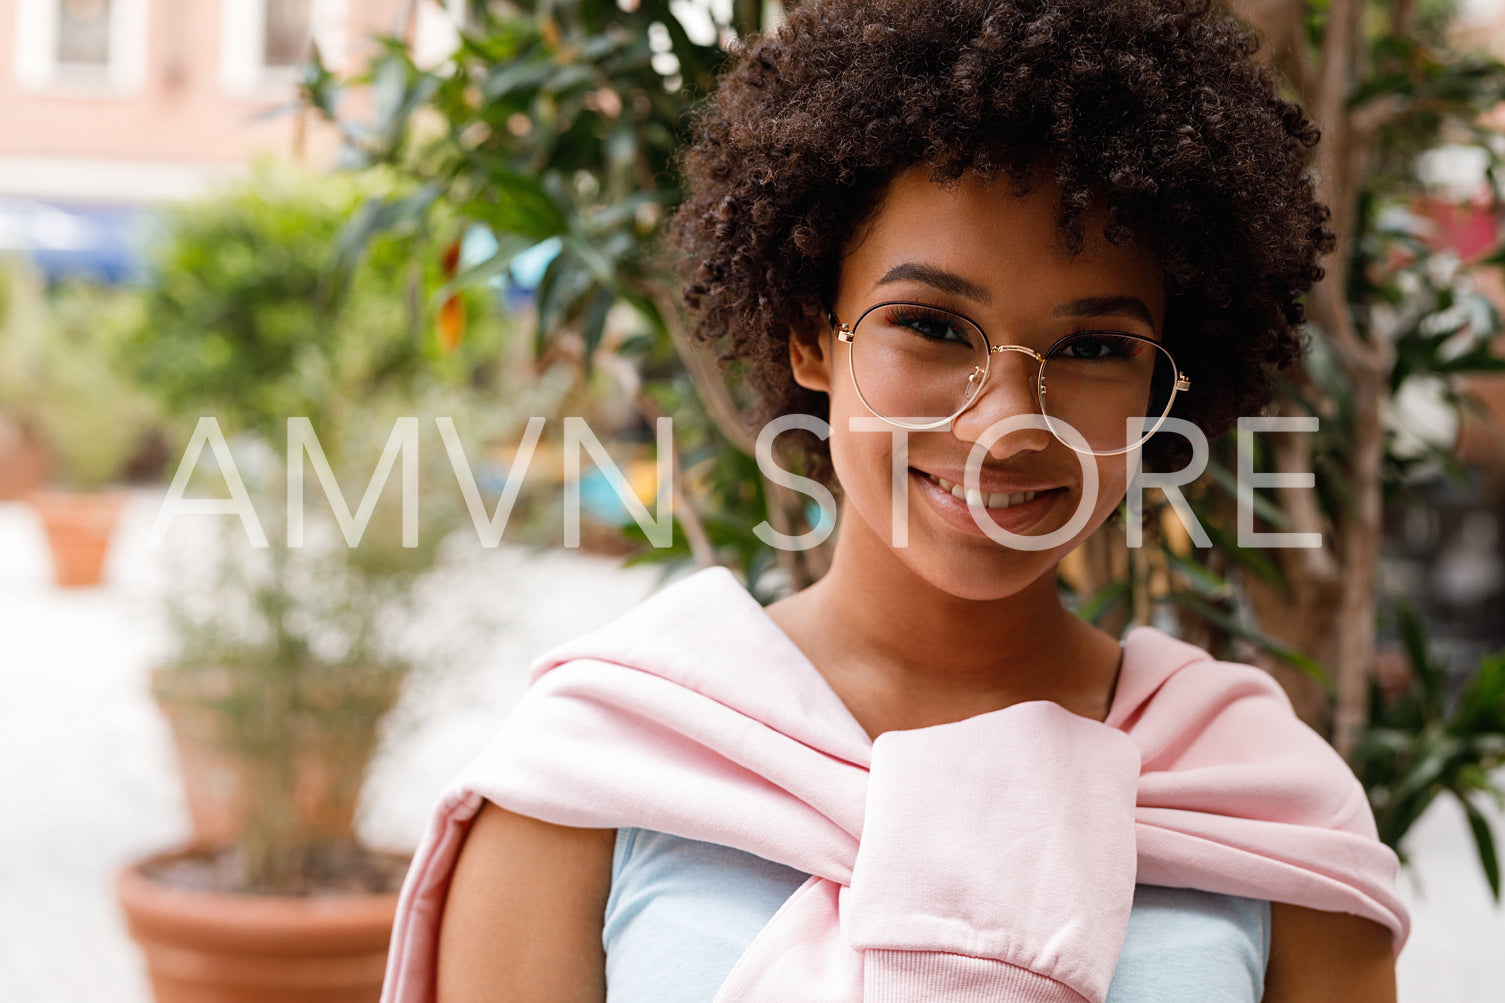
[1227, 0, 1387, 757]
[1331, 357, 1387, 756]
[652, 284, 833, 587]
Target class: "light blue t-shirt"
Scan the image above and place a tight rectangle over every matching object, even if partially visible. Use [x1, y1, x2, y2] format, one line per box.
[603, 827, 1270, 1002]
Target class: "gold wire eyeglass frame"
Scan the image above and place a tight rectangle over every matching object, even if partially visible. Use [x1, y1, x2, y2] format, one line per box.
[830, 301, 1192, 457]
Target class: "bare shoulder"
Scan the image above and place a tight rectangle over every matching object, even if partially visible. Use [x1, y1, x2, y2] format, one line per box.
[436, 799, 616, 1003]
[1263, 901, 1396, 1003]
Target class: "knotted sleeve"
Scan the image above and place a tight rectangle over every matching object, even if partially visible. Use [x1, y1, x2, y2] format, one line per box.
[783, 702, 1138, 1003]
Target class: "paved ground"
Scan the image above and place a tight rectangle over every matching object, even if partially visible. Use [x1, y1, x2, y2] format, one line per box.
[1, 491, 1501, 1001]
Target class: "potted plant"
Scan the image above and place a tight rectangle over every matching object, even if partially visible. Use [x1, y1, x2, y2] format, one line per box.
[114, 166, 498, 1001]
[0, 262, 50, 499]
[120, 500, 438, 1002]
[0, 262, 159, 586]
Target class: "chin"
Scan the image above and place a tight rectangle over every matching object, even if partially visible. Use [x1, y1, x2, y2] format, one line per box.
[849, 516, 1065, 604]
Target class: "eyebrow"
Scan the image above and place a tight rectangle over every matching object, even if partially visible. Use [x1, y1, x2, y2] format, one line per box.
[875, 265, 1157, 329]
[875, 263, 992, 304]
[1052, 295, 1156, 329]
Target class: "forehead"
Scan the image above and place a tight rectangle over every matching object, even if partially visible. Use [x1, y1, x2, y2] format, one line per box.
[839, 166, 1165, 327]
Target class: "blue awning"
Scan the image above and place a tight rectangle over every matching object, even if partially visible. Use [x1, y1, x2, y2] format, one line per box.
[0, 197, 156, 284]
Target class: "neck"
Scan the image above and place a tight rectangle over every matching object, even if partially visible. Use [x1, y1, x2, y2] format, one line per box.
[768, 508, 1122, 737]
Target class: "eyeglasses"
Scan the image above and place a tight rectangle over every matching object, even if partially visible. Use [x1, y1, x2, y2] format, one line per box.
[830, 301, 1190, 456]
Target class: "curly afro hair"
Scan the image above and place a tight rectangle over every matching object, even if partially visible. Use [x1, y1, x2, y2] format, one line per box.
[669, 0, 1332, 476]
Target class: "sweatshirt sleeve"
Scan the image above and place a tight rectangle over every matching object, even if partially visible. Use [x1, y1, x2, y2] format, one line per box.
[844, 702, 1142, 1003]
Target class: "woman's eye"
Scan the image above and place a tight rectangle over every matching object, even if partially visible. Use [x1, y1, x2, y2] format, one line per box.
[886, 307, 966, 342]
[1056, 333, 1145, 360]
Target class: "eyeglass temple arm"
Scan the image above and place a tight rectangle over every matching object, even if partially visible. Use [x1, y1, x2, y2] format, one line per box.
[825, 309, 857, 343]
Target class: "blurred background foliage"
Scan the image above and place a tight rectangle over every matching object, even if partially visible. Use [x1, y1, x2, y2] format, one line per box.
[302, 0, 814, 595]
[128, 163, 510, 458]
[0, 263, 162, 490]
[118, 165, 524, 892]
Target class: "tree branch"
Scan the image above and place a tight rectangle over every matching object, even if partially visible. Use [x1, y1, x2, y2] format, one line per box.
[1349, 93, 1410, 145]
[647, 283, 757, 456]
[1271, 398, 1340, 583]
[1309, 0, 1369, 360]
[1394, 0, 1417, 40]
[1233, 0, 1316, 98]
[634, 392, 719, 568]
[733, 0, 762, 38]
[646, 281, 832, 589]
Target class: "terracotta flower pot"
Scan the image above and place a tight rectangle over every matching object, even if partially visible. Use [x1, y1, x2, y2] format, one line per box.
[150, 676, 246, 847]
[0, 418, 50, 500]
[150, 668, 395, 850]
[28, 489, 125, 587]
[117, 847, 404, 1003]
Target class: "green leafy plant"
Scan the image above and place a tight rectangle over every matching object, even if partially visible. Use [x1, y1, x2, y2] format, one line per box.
[0, 262, 160, 490]
[1354, 606, 1505, 899]
[131, 166, 502, 893]
[302, 0, 829, 591]
[131, 163, 504, 450]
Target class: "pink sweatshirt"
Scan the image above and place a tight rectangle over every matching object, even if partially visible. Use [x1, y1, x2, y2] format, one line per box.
[381, 567, 1407, 1003]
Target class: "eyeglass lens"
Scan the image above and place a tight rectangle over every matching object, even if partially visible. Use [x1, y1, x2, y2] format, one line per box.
[847, 302, 1179, 454]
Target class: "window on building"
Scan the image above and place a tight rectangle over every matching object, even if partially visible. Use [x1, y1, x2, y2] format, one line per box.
[221, 0, 342, 94]
[56, 0, 112, 67]
[263, 0, 311, 69]
[15, 0, 145, 92]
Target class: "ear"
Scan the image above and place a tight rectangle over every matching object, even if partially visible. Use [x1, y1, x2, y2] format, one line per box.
[788, 322, 833, 393]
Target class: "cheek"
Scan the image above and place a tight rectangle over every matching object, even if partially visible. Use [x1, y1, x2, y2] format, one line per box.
[824, 389, 908, 524]
[825, 401, 882, 497]
[1091, 454, 1133, 509]
[1029, 450, 1132, 555]
[1071, 454, 1133, 543]
[823, 380, 868, 469]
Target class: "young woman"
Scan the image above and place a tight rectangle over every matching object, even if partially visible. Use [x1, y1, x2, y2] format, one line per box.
[384, 2, 1409, 1000]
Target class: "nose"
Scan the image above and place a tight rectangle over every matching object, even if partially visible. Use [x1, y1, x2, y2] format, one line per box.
[950, 347, 1054, 458]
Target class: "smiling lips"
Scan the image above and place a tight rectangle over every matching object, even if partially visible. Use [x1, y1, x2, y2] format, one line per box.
[922, 472, 1052, 510]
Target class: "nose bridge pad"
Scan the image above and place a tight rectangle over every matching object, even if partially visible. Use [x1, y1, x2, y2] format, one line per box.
[955, 345, 1053, 454]
[978, 345, 1043, 413]
[964, 363, 986, 402]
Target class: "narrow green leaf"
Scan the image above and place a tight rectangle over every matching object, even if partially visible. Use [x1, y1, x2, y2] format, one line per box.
[1205, 460, 1294, 529]
[433, 232, 538, 302]
[325, 184, 441, 309]
[561, 233, 620, 287]
[581, 285, 614, 360]
[1385, 730, 1457, 808]
[1075, 579, 1130, 626]
[1461, 796, 1502, 903]
[1395, 603, 1443, 714]
[481, 51, 555, 102]
[1200, 521, 1286, 587]
[1168, 591, 1329, 685]
[1162, 548, 1232, 598]
[1454, 649, 1505, 734]
[460, 172, 569, 239]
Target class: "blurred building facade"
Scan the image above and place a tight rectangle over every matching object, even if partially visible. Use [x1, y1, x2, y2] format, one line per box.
[0, 0, 463, 277]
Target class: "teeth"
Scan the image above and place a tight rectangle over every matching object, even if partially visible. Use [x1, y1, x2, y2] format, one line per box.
[930, 475, 1040, 510]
